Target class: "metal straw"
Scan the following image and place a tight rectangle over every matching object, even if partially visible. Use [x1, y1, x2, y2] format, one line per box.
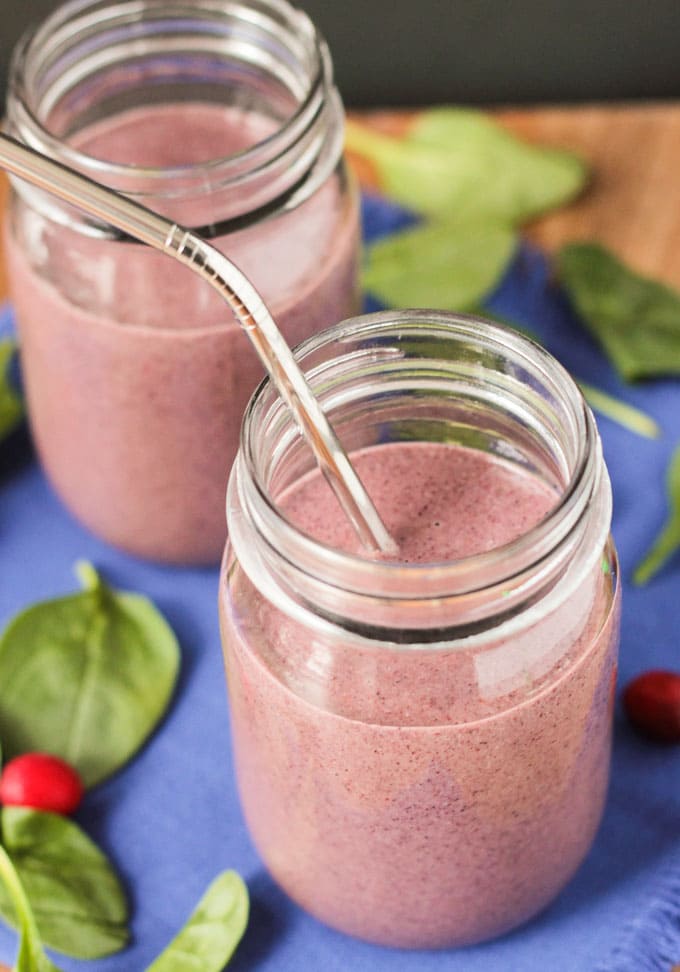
[0, 132, 396, 555]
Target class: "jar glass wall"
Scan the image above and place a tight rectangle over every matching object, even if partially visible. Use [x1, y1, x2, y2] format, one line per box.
[219, 311, 621, 949]
[5, 0, 359, 563]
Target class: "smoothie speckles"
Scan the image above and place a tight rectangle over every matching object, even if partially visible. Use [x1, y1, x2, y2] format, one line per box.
[281, 441, 559, 562]
[220, 440, 620, 947]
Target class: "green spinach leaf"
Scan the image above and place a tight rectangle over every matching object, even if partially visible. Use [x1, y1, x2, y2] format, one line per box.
[558, 242, 680, 381]
[0, 339, 23, 443]
[145, 870, 249, 972]
[0, 841, 63, 972]
[346, 108, 587, 223]
[363, 217, 517, 311]
[0, 562, 180, 787]
[0, 807, 128, 959]
[633, 445, 680, 585]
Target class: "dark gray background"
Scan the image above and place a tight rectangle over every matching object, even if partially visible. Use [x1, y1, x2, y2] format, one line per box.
[2, 0, 679, 108]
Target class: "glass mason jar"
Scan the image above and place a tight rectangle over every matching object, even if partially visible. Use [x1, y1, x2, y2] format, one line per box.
[4, 0, 359, 564]
[219, 311, 621, 949]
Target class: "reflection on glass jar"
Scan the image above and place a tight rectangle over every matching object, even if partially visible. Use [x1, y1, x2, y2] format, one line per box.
[219, 311, 621, 949]
[5, 0, 359, 563]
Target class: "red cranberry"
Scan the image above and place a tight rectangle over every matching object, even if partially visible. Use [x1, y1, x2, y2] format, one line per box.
[0, 753, 84, 815]
[622, 670, 680, 743]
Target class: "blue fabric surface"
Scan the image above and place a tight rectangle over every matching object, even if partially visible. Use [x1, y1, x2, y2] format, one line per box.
[0, 193, 679, 971]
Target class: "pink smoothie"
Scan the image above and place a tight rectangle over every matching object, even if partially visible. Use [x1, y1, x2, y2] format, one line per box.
[220, 441, 619, 948]
[6, 104, 359, 562]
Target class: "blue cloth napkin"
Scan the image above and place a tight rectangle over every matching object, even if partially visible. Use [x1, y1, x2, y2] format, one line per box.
[0, 194, 679, 971]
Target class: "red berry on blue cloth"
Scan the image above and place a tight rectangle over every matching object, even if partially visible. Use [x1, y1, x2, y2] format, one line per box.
[623, 670, 680, 742]
[0, 752, 84, 815]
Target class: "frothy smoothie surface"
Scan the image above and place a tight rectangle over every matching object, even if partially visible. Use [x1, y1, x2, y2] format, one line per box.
[278, 440, 559, 561]
[221, 440, 619, 949]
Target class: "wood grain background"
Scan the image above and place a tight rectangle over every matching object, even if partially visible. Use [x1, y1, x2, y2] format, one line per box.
[348, 102, 680, 290]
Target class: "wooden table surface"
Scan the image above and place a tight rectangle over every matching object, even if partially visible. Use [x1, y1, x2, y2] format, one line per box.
[1, 101, 680, 298]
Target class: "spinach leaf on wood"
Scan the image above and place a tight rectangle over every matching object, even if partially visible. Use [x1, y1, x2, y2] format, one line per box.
[0, 339, 23, 443]
[145, 871, 249, 972]
[346, 108, 587, 223]
[633, 446, 680, 585]
[0, 807, 128, 958]
[363, 217, 517, 311]
[0, 562, 180, 787]
[558, 242, 680, 381]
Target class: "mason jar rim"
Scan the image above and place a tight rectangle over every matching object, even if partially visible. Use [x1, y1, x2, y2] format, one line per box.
[6, 0, 336, 207]
[232, 310, 606, 622]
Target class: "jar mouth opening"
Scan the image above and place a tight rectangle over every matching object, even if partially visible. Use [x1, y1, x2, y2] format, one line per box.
[236, 310, 600, 602]
[7, 0, 330, 198]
